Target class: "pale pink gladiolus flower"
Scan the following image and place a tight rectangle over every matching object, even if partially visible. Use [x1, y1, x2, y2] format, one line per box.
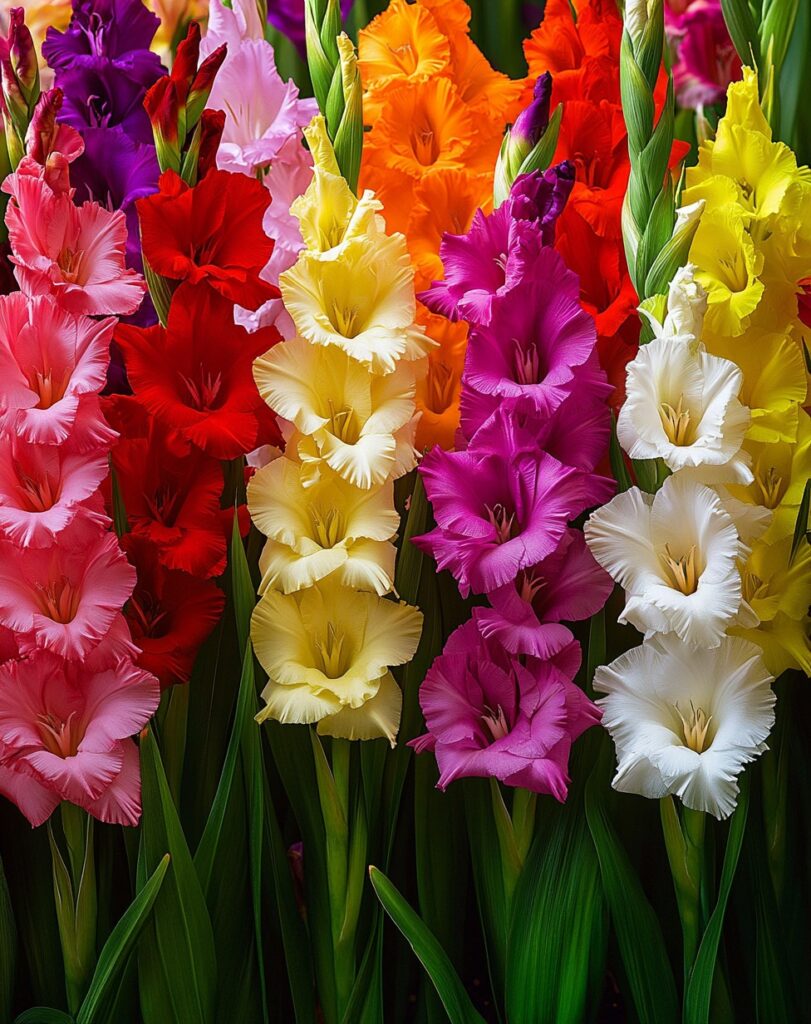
[0, 650, 159, 826]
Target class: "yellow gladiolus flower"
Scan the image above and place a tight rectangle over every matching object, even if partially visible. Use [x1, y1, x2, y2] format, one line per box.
[280, 232, 434, 374]
[248, 458, 399, 596]
[706, 329, 806, 444]
[253, 339, 419, 489]
[292, 116, 386, 257]
[725, 409, 811, 541]
[252, 580, 423, 744]
[733, 537, 811, 676]
[690, 205, 764, 338]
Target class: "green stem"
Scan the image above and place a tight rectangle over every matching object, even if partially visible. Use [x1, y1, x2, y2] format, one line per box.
[511, 788, 537, 866]
[161, 682, 189, 807]
[660, 798, 706, 980]
[52, 807, 97, 1014]
[489, 779, 523, 911]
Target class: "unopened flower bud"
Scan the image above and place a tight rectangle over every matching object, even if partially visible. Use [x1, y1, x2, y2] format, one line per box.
[7, 8, 38, 109]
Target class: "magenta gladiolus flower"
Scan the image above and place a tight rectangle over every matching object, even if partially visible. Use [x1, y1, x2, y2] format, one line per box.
[414, 445, 591, 596]
[410, 621, 600, 796]
[0, 293, 117, 449]
[473, 529, 614, 658]
[665, 0, 741, 109]
[420, 162, 575, 325]
[460, 252, 597, 420]
[2, 170, 146, 315]
[0, 650, 159, 826]
[0, 518, 136, 660]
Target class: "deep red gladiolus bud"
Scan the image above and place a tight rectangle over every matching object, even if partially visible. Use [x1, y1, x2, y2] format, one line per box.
[144, 75, 182, 172]
[196, 108, 225, 180]
[186, 43, 227, 127]
[172, 21, 202, 92]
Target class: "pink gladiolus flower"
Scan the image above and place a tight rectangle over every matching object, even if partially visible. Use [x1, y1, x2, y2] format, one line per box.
[410, 621, 600, 796]
[0, 518, 136, 660]
[414, 446, 592, 597]
[2, 170, 146, 315]
[474, 529, 614, 658]
[0, 434, 110, 547]
[0, 651, 159, 826]
[0, 293, 117, 449]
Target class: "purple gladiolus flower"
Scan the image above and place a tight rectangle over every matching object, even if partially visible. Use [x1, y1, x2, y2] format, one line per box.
[43, 0, 165, 143]
[414, 445, 592, 597]
[473, 529, 613, 659]
[70, 126, 159, 269]
[420, 162, 575, 325]
[410, 621, 600, 797]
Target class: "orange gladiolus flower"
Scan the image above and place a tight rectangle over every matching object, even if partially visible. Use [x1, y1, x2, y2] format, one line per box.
[359, 0, 523, 449]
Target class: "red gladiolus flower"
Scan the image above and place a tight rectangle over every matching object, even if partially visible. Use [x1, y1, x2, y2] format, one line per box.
[105, 397, 231, 578]
[121, 535, 225, 689]
[116, 283, 282, 459]
[136, 169, 279, 309]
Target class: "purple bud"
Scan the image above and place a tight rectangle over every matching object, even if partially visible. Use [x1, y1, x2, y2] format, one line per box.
[511, 72, 552, 149]
[7, 8, 38, 107]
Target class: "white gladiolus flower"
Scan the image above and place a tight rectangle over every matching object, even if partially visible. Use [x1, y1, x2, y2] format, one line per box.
[617, 337, 752, 482]
[594, 634, 775, 819]
[584, 474, 747, 647]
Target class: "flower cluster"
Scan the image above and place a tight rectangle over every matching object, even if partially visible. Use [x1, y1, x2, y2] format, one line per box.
[665, 0, 740, 111]
[411, 148, 611, 797]
[524, 0, 639, 408]
[683, 68, 811, 677]
[586, 259, 782, 819]
[43, 0, 166, 337]
[107, 34, 294, 690]
[0, 106, 159, 826]
[249, 115, 424, 744]
[357, 0, 524, 449]
[201, 0, 317, 339]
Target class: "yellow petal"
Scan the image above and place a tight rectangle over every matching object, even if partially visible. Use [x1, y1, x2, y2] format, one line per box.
[317, 670, 403, 746]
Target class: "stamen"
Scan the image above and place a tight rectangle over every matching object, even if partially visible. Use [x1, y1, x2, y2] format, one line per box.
[326, 400, 360, 444]
[425, 361, 456, 414]
[315, 622, 346, 678]
[331, 301, 361, 338]
[513, 339, 541, 385]
[660, 544, 700, 594]
[16, 470, 60, 512]
[57, 247, 87, 284]
[37, 710, 82, 758]
[756, 466, 783, 508]
[659, 394, 692, 446]
[310, 507, 343, 549]
[180, 368, 223, 410]
[484, 502, 516, 544]
[34, 576, 80, 623]
[675, 700, 713, 753]
[481, 704, 510, 742]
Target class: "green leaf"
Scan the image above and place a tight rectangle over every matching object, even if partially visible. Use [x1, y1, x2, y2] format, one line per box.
[76, 856, 169, 1024]
[789, 478, 810, 565]
[585, 752, 679, 1024]
[369, 867, 486, 1024]
[230, 515, 255, 656]
[505, 809, 607, 1024]
[194, 646, 264, 1023]
[720, 0, 760, 64]
[586, 609, 606, 696]
[683, 778, 749, 1024]
[137, 729, 217, 1024]
[0, 854, 16, 1024]
[14, 1010, 75, 1024]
